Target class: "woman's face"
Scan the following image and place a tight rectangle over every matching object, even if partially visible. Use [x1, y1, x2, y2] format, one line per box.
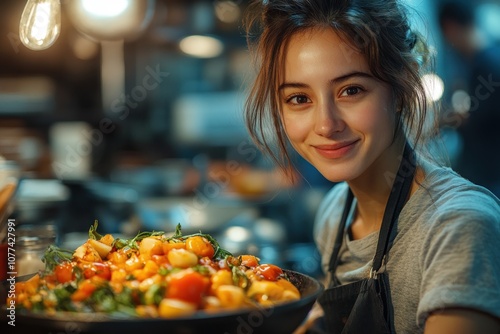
[280, 28, 397, 182]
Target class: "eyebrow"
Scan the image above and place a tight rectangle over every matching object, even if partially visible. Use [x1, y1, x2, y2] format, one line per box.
[278, 71, 374, 91]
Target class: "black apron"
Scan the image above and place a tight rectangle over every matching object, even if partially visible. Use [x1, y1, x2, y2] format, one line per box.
[316, 143, 416, 334]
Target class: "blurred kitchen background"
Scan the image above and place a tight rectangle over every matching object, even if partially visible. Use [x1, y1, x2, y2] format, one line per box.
[1, 0, 499, 279]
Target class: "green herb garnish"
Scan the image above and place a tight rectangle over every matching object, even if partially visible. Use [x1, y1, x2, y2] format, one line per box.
[167, 223, 233, 260]
[42, 245, 74, 271]
[113, 230, 165, 250]
[88, 220, 103, 240]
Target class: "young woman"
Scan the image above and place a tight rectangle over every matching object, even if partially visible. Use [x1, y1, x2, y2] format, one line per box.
[243, 0, 500, 333]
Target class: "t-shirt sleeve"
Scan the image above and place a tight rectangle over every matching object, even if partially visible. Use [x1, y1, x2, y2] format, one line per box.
[417, 194, 500, 327]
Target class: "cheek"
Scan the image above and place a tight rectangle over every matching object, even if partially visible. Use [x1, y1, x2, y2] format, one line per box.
[351, 103, 395, 137]
[282, 114, 310, 143]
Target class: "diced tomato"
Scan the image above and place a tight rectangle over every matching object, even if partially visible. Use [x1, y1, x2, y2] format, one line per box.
[166, 270, 209, 306]
[254, 264, 283, 281]
[185, 236, 215, 258]
[54, 262, 74, 284]
[240, 255, 260, 268]
[82, 262, 112, 280]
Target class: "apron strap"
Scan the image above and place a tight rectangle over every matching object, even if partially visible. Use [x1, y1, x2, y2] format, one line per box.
[326, 142, 416, 279]
[372, 142, 416, 273]
[327, 188, 354, 273]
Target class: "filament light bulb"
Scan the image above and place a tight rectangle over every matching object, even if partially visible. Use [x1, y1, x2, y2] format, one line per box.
[19, 0, 61, 50]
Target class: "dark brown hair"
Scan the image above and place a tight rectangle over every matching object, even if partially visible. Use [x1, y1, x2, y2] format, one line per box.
[244, 0, 435, 177]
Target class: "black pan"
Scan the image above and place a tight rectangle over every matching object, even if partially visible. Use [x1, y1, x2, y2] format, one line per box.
[1, 270, 323, 334]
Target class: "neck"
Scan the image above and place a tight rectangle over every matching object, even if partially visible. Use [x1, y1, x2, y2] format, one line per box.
[347, 136, 408, 235]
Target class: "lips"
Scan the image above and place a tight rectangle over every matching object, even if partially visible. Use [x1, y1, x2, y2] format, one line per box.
[312, 140, 359, 159]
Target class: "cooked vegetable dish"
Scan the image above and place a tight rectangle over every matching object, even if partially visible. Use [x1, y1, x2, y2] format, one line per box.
[8, 222, 300, 318]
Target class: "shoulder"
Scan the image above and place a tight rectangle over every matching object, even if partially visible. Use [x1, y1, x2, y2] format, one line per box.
[413, 165, 500, 224]
[417, 167, 500, 258]
[401, 164, 500, 263]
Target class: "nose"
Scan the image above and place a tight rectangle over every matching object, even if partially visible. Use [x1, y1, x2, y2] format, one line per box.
[314, 98, 344, 137]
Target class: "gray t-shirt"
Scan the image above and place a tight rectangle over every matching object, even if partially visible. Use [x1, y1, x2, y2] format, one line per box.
[314, 164, 500, 333]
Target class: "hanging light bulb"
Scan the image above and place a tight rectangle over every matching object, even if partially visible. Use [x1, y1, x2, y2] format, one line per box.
[19, 0, 61, 50]
[66, 0, 155, 41]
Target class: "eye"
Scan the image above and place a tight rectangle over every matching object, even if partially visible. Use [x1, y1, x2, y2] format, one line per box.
[340, 86, 363, 97]
[286, 94, 311, 105]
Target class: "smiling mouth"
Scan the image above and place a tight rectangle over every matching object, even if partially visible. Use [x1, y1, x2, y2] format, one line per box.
[312, 140, 360, 159]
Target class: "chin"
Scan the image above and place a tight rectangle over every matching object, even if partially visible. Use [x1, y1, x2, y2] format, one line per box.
[317, 166, 361, 183]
